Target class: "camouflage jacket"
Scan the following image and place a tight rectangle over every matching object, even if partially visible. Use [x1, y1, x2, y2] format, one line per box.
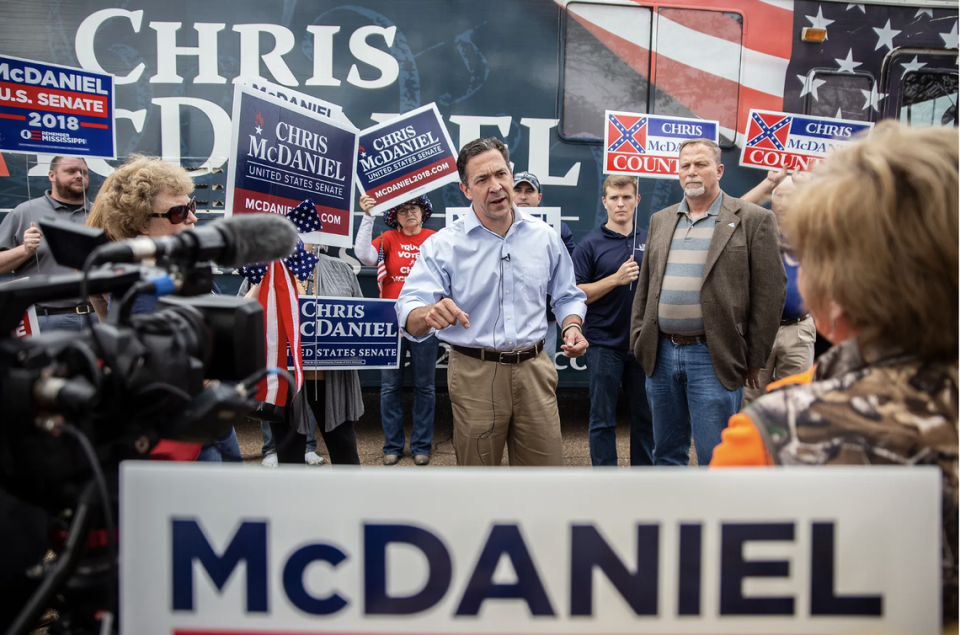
[745, 339, 958, 624]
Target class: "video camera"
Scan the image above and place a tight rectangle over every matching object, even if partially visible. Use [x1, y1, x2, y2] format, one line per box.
[0, 214, 298, 635]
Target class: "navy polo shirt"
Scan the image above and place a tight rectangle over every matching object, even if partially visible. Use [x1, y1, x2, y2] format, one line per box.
[572, 224, 647, 349]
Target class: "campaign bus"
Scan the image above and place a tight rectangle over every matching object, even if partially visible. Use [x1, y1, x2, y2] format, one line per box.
[0, 0, 956, 386]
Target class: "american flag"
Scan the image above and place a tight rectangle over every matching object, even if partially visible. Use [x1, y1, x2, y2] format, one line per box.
[236, 199, 322, 406]
[256, 261, 302, 406]
[559, 0, 958, 145]
[238, 199, 321, 285]
[376, 233, 387, 295]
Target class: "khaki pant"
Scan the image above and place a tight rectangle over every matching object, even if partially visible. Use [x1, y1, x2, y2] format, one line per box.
[447, 349, 563, 466]
[744, 315, 816, 403]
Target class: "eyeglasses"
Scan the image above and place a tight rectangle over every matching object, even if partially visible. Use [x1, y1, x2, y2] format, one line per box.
[396, 207, 420, 216]
[151, 198, 196, 224]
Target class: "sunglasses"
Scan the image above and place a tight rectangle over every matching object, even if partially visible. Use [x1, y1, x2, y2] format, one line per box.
[151, 198, 196, 224]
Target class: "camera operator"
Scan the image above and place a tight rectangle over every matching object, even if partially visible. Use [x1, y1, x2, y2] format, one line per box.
[93, 155, 242, 462]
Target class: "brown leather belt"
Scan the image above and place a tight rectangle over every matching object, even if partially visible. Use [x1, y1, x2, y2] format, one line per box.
[35, 303, 94, 316]
[780, 314, 810, 327]
[453, 340, 545, 364]
[660, 332, 706, 346]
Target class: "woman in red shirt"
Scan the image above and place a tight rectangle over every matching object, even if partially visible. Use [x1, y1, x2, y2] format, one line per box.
[355, 195, 438, 466]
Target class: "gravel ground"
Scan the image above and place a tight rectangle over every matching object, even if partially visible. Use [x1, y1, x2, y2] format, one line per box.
[235, 388, 698, 467]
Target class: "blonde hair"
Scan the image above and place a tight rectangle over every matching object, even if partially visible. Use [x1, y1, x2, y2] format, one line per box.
[602, 174, 638, 197]
[85, 199, 115, 241]
[784, 121, 958, 361]
[91, 154, 194, 240]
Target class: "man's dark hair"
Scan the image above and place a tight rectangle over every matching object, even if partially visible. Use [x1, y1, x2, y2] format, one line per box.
[457, 137, 510, 184]
[50, 156, 87, 171]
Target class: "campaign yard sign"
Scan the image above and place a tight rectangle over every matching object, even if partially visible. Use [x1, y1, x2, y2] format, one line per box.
[237, 75, 352, 128]
[604, 111, 718, 178]
[120, 466, 941, 635]
[290, 296, 400, 370]
[225, 83, 358, 248]
[355, 103, 459, 215]
[0, 54, 115, 158]
[740, 109, 874, 172]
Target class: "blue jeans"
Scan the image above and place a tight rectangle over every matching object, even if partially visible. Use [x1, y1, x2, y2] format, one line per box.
[381, 335, 438, 456]
[197, 427, 243, 462]
[585, 345, 654, 467]
[38, 313, 87, 333]
[645, 338, 742, 466]
[261, 411, 317, 455]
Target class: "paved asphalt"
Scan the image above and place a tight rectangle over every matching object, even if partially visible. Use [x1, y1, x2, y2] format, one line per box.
[235, 389, 699, 467]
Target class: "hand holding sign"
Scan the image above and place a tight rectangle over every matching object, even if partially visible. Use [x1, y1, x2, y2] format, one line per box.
[23, 222, 42, 255]
[616, 255, 638, 286]
[359, 195, 376, 216]
[765, 167, 789, 189]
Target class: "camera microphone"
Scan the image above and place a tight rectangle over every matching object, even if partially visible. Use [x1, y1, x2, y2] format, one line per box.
[89, 214, 299, 268]
[501, 254, 511, 262]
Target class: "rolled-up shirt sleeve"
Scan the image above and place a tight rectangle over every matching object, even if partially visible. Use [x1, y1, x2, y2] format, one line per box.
[395, 237, 450, 342]
[548, 235, 587, 324]
[0, 208, 24, 252]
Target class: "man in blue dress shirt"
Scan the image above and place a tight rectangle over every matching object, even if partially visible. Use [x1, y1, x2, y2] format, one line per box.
[397, 138, 588, 466]
[573, 175, 654, 467]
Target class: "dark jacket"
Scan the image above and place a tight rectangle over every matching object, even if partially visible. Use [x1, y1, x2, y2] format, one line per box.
[630, 192, 786, 390]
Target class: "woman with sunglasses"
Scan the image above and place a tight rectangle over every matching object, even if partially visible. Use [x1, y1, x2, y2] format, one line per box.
[354, 194, 438, 466]
[92, 155, 241, 463]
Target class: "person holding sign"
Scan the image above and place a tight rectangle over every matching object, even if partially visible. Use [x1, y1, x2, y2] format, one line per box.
[630, 138, 784, 466]
[354, 194, 438, 466]
[711, 122, 958, 629]
[0, 156, 94, 331]
[573, 175, 653, 467]
[396, 137, 587, 467]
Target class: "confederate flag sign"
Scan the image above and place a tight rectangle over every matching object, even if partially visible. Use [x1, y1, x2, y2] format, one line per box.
[604, 111, 719, 178]
[740, 109, 874, 172]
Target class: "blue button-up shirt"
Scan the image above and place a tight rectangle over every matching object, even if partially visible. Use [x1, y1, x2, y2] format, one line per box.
[396, 205, 587, 350]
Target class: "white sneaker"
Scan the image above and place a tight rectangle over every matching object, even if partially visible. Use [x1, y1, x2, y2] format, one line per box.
[261, 452, 278, 467]
[304, 451, 325, 466]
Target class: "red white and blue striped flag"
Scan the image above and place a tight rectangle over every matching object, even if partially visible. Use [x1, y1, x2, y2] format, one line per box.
[376, 233, 387, 295]
[256, 261, 303, 406]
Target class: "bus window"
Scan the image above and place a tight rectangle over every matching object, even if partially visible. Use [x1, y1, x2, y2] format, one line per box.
[802, 70, 874, 122]
[899, 70, 958, 127]
[654, 8, 743, 148]
[561, 2, 652, 140]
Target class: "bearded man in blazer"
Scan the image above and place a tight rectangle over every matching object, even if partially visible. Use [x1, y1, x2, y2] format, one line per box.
[630, 138, 785, 466]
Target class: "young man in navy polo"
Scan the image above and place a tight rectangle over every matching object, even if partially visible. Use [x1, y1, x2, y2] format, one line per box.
[572, 175, 654, 466]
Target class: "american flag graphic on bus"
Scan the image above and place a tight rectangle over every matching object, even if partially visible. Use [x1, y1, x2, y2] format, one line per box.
[558, 0, 957, 144]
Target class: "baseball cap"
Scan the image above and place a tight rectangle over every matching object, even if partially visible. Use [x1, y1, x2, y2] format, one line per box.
[513, 171, 541, 193]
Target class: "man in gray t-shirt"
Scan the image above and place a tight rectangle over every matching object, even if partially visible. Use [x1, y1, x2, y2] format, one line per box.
[0, 156, 94, 331]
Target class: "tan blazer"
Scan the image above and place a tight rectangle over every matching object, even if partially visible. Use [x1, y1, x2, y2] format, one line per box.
[630, 192, 786, 390]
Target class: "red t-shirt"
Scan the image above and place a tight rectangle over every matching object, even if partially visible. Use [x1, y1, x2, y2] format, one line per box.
[372, 228, 436, 299]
